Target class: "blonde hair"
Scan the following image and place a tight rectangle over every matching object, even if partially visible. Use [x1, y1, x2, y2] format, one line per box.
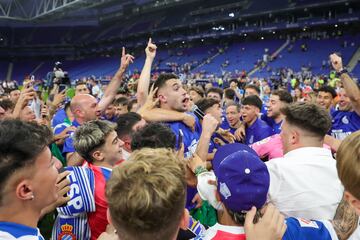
[106, 148, 186, 240]
[73, 120, 116, 163]
[336, 131, 360, 199]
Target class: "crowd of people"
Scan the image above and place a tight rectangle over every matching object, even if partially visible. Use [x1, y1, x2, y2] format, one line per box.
[0, 38, 359, 240]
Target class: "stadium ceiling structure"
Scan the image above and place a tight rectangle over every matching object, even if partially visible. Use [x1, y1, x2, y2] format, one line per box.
[0, 0, 200, 23]
[0, 0, 122, 21]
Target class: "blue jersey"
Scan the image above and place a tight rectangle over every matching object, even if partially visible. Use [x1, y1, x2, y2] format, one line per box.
[330, 110, 360, 140]
[62, 119, 81, 154]
[245, 118, 273, 145]
[167, 113, 201, 209]
[261, 114, 282, 134]
[0, 222, 44, 240]
[168, 113, 201, 159]
[220, 111, 230, 130]
[283, 217, 337, 240]
[53, 122, 71, 136]
[101, 115, 117, 123]
[51, 108, 67, 128]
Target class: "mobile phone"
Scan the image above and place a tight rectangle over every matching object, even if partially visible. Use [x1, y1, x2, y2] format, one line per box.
[59, 84, 67, 92]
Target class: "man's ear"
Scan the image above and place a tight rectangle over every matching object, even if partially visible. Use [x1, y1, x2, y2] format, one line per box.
[290, 128, 300, 145]
[107, 208, 113, 226]
[158, 94, 167, 103]
[179, 208, 190, 230]
[15, 179, 34, 201]
[344, 191, 360, 216]
[91, 150, 104, 162]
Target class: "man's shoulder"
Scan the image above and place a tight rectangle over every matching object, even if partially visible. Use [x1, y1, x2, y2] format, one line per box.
[0, 222, 44, 240]
[284, 217, 338, 240]
[331, 109, 360, 119]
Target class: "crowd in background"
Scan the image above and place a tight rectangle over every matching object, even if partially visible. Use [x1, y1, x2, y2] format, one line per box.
[0, 38, 360, 240]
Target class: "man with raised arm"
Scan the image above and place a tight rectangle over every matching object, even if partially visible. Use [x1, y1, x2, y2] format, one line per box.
[63, 48, 133, 166]
[329, 53, 360, 140]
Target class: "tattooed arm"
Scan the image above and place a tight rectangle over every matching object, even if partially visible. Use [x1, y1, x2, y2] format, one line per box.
[331, 194, 359, 240]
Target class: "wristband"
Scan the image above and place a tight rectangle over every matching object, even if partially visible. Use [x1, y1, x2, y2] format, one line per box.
[194, 165, 207, 177]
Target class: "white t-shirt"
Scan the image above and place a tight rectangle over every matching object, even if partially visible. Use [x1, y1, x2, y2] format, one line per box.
[266, 147, 343, 220]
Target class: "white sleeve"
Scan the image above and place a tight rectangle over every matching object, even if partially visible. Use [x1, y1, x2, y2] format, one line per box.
[266, 160, 283, 204]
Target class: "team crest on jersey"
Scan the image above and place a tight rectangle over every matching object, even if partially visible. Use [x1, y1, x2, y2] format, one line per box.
[249, 135, 254, 144]
[59, 223, 76, 240]
[342, 116, 349, 124]
[297, 218, 319, 229]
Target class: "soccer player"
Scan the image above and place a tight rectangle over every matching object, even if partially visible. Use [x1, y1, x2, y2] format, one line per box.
[190, 144, 357, 240]
[106, 148, 190, 240]
[62, 49, 133, 166]
[241, 95, 272, 145]
[0, 120, 68, 240]
[264, 90, 293, 134]
[329, 53, 360, 140]
[225, 102, 242, 134]
[52, 120, 124, 240]
[206, 87, 223, 102]
[116, 112, 147, 160]
[316, 85, 337, 113]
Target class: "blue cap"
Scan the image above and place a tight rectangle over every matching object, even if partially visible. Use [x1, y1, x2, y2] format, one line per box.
[216, 146, 270, 212]
[212, 143, 258, 176]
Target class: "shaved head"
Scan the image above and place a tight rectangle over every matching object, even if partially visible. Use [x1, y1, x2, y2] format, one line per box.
[70, 94, 100, 122]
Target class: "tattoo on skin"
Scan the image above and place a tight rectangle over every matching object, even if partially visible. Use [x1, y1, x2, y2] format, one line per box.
[331, 195, 359, 240]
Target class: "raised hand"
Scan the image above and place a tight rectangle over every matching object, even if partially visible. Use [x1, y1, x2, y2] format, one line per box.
[18, 87, 36, 108]
[330, 53, 343, 72]
[119, 47, 135, 73]
[51, 89, 67, 108]
[216, 128, 236, 143]
[202, 114, 219, 136]
[234, 124, 246, 141]
[145, 38, 157, 60]
[142, 85, 159, 110]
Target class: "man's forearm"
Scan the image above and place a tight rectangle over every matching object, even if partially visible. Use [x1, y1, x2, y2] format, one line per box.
[341, 73, 360, 114]
[196, 132, 212, 162]
[98, 68, 125, 112]
[139, 108, 186, 123]
[137, 58, 153, 107]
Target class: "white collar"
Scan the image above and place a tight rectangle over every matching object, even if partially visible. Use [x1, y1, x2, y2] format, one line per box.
[284, 147, 333, 159]
[210, 223, 245, 234]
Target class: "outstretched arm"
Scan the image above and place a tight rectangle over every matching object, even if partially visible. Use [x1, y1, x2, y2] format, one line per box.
[330, 53, 360, 116]
[137, 38, 157, 107]
[98, 47, 134, 112]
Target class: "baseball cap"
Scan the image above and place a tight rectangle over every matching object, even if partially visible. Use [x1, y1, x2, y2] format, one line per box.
[215, 145, 270, 212]
[212, 143, 257, 176]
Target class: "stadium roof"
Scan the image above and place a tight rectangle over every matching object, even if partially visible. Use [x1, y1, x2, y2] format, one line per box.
[0, 0, 201, 26]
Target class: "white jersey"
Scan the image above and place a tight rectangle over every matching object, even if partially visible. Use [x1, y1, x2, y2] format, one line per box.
[0, 222, 44, 240]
